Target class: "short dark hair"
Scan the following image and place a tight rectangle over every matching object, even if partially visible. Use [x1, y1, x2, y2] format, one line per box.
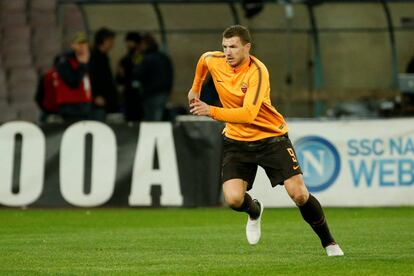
[142, 33, 159, 52]
[94, 27, 115, 46]
[125, 32, 141, 43]
[222, 25, 251, 45]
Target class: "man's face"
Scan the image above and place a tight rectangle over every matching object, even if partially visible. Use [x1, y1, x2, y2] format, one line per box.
[222, 36, 251, 68]
[125, 40, 137, 51]
[71, 42, 89, 56]
[101, 37, 115, 53]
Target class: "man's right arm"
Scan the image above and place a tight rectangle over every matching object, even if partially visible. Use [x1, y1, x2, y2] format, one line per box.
[56, 56, 88, 89]
[188, 53, 210, 104]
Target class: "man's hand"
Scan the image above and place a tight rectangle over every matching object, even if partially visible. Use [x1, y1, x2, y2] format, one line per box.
[94, 96, 106, 107]
[190, 98, 211, 116]
[188, 89, 199, 105]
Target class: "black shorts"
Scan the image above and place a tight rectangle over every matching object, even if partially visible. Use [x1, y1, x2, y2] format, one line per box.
[221, 134, 302, 190]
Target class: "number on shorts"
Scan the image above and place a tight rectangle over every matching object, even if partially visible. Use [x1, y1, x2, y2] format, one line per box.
[287, 148, 297, 163]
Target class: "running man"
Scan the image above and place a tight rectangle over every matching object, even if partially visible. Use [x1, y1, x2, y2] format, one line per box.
[188, 25, 343, 256]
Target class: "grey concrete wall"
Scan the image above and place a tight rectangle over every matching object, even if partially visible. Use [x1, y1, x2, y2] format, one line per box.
[82, 2, 414, 117]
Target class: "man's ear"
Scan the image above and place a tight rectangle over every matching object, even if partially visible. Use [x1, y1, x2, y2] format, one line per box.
[245, 43, 251, 52]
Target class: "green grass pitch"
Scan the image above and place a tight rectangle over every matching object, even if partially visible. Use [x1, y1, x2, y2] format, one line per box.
[0, 207, 413, 275]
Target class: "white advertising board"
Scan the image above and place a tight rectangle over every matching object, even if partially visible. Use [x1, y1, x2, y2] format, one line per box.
[250, 118, 414, 207]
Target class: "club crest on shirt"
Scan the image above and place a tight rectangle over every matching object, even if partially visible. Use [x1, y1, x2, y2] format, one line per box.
[241, 82, 248, 93]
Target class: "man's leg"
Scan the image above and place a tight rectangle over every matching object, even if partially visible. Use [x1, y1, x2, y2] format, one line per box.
[284, 174, 343, 256]
[223, 179, 260, 219]
[223, 179, 263, 245]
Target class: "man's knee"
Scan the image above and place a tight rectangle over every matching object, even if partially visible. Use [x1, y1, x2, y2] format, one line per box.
[284, 174, 309, 206]
[290, 192, 308, 206]
[224, 192, 245, 209]
[223, 179, 247, 209]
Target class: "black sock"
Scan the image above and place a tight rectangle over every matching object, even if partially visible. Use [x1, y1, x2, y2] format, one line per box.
[230, 193, 260, 219]
[298, 194, 335, 247]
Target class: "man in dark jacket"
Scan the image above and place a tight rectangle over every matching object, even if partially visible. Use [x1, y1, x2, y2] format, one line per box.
[402, 52, 414, 115]
[89, 27, 118, 121]
[116, 32, 144, 122]
[133, 33, 173, 121]
[407, 53, 414, 74]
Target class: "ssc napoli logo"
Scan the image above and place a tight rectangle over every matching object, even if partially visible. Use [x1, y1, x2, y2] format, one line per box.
[294, 136, 340, 192]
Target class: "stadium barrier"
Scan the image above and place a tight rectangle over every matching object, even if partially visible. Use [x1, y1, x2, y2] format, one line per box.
[250, 118, 414, 207]
[0, 120, 223, 208]
[0, 117, 413, 208]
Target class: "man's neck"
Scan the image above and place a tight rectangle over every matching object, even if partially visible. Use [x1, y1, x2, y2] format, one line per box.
[232, 56, 250, 70]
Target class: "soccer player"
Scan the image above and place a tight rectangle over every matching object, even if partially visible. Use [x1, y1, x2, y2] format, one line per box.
[188, 25, 344, 256]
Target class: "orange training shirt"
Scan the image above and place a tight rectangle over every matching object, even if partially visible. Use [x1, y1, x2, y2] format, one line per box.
[191, 51, 288, 141]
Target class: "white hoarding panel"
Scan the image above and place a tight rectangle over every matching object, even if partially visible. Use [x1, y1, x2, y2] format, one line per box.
[250, 118, 414, 207]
